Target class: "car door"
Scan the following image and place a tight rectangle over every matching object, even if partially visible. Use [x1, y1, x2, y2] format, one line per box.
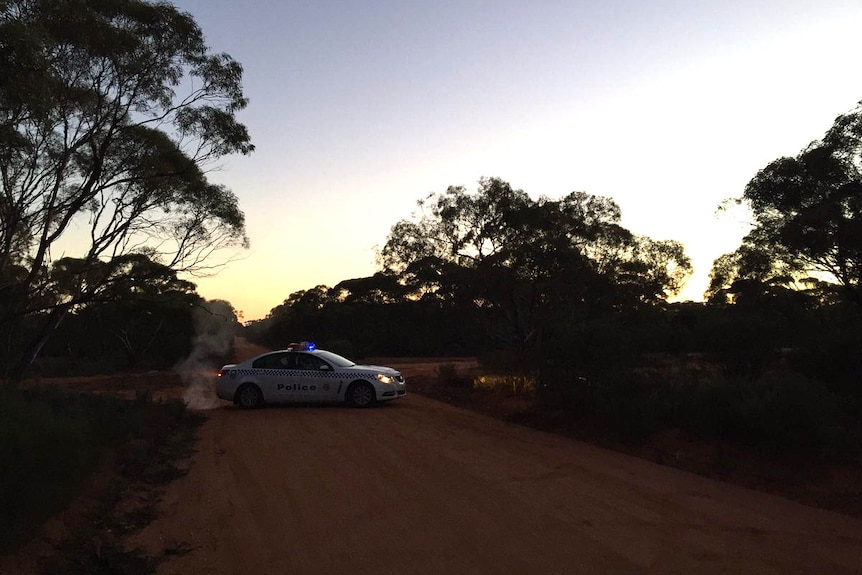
[252, 352, 297, 402]
[293, 353, 338, 401]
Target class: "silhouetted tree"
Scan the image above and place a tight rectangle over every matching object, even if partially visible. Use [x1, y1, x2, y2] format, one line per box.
[332, 273, 408, 304]
[711, 101, 862, 306]
[31, 254, 203, 372]
[0, 0, 253, 381]
[381, 178, 691, 346]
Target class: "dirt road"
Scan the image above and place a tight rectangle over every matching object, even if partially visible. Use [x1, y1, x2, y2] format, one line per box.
[130, 392, 862, 574]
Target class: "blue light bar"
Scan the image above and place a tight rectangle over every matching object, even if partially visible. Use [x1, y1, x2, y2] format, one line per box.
[287, 341, 316, 351]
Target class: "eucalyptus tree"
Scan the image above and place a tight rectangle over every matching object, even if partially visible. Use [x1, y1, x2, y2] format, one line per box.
[0, 0, 253, 380]
[710, 102, 862, 306]
[381, 178, 691, 346]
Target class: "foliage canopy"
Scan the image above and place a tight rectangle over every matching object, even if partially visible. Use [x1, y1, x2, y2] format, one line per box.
[709, 102, 862, 306]
[378, 177, 691, 345]
[0, 0, 253, 379]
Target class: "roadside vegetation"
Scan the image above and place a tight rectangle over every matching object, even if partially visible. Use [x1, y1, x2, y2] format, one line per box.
[0, 384, 202, 572]
[396, 303, 862, 463]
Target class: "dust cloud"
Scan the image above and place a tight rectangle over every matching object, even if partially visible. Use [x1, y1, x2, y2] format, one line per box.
[176, 301, 236, 410]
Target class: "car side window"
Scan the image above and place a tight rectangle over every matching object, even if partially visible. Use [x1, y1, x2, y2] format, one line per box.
[297, 354, 326, 371]
[252, 355, 272, 369]
[253, 353, 295, 369]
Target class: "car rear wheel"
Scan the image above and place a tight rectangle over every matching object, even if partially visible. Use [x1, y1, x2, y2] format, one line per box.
[346, 381, 376, 408]
[236, 383, 263, 408]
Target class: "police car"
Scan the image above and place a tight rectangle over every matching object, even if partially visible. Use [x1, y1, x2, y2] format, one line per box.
[216, 342, 406, 408]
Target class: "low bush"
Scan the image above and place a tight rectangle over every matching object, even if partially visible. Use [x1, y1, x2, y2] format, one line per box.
[0, 387, 97, 550]
[536, 364, 862, 457]
[790, 321, 862, 396]
[436, 363, 474, 391]
[0, 385, 195, 553]
[473, 374, 537, 397]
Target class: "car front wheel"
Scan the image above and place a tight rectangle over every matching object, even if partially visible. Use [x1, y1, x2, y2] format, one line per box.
[235, 383, 263, 408]
[346, 381, 376, 408]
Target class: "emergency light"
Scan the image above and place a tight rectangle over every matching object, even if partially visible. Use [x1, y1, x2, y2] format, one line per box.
[287, 341, 316, 351]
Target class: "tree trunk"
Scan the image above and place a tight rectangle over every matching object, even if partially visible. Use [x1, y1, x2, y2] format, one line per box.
[10, 306, 70, 385]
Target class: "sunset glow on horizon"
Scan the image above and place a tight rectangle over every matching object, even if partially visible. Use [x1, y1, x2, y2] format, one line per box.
[168, 0, 862, 321]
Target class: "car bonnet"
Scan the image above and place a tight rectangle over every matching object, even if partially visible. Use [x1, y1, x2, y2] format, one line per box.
[344, 364, 400, 375]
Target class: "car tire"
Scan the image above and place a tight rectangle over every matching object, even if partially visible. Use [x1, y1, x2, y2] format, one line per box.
[346, 381, 376, 408]
[235, 383, 263, 408]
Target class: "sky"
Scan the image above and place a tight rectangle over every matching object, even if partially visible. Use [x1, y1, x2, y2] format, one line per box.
[168, 0, 862, 321]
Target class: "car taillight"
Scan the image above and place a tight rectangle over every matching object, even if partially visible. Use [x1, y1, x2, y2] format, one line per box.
[217, 369, 227, 378]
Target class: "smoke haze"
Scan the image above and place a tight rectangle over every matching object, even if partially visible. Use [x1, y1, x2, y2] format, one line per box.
[177, 301, 236, 410]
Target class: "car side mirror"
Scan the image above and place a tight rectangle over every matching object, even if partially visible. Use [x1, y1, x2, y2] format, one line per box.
[320, 364, 332, 371]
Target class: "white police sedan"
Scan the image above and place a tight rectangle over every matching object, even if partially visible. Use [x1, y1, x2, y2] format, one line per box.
[216, 342, 406, 408]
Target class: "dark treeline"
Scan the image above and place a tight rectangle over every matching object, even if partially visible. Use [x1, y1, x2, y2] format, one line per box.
[3, 254, 242, 377]
[246, 159, 862, 457]
[244, 262, 862, 458]
[246, 278, 861, 395]
[249, 177, 692, 356]
[246, 283, 494, 358]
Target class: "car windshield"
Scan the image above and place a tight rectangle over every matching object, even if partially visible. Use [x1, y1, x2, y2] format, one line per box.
[315, 350, 355, 368]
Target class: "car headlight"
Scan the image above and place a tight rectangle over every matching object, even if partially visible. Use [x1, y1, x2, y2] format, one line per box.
[376, 373, 394, 384]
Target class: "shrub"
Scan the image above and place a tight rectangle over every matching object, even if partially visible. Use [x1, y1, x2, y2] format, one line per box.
[0, 385, 192, 552]
[436, 363, 473, 391]
[0, 387, 99, 550]
[473, 374, 538, 397]
[736, 373, 859, 456]
[536, 367, 665, 440]
[534, 362, 862, 457]
[790, 316, 862, 397]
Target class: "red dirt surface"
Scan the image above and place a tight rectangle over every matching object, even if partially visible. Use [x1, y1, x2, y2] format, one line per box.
[128, 396, 862, 574]
[7, 341, 862, 574]
[119, 342, 862, 574]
